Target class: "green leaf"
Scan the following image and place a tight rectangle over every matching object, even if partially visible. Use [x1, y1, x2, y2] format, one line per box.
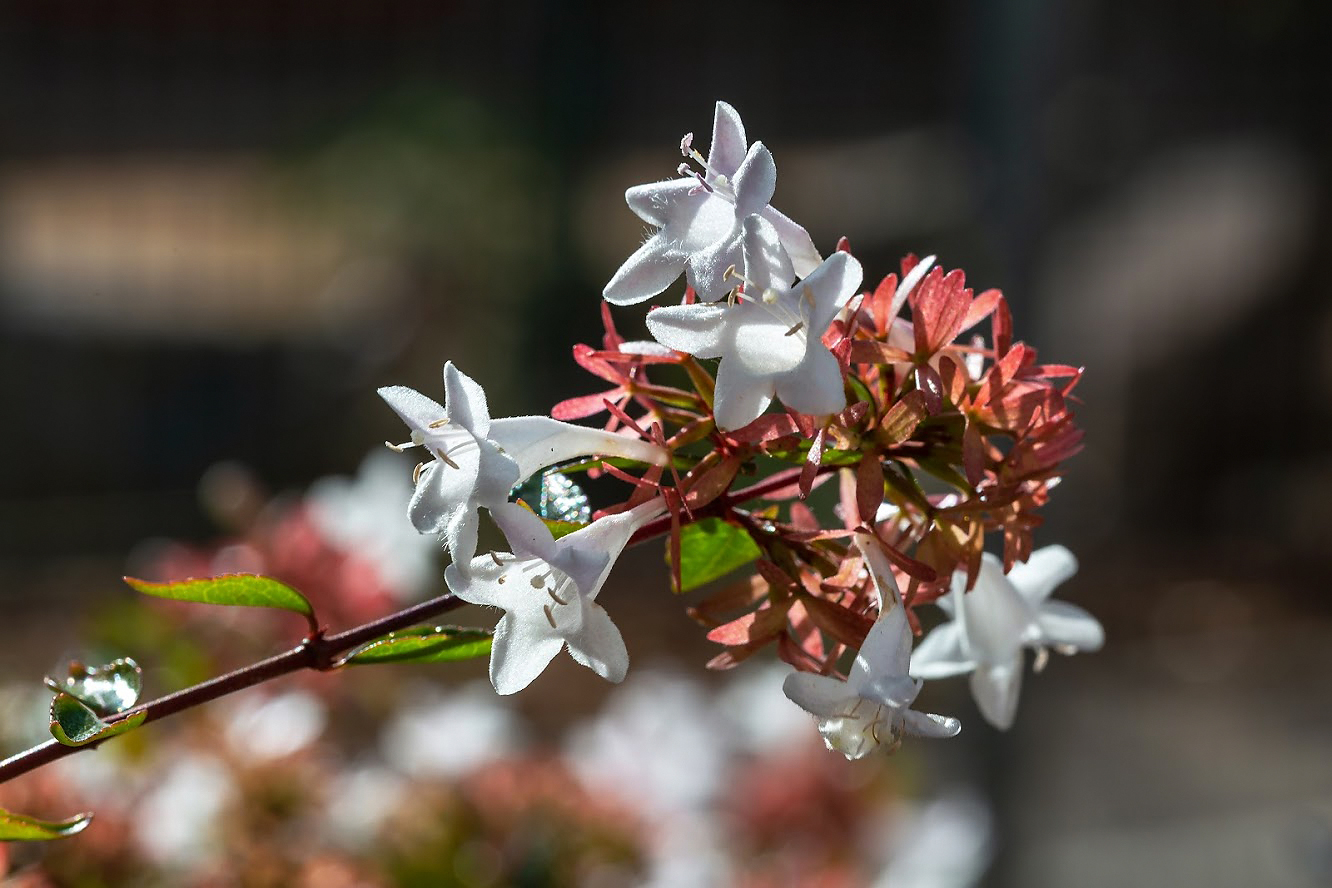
[124, 574, 313, 620]
[677, 518, 763, 593]
[49, 693, 147, 747]
[0, 808, 93, 841]
[44, 658, 142, 716]
[541, 517, 586, 540]
[339, 625, 493, 666]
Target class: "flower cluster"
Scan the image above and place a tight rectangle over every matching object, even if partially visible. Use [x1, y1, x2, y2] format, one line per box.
[380, 100, 1101, 752]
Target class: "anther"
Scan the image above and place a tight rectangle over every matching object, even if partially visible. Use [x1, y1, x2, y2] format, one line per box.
[1033, 646, 1050, 673]
[547, 588, 567, 605]
[428, 417, 450, 429]
[784, 322, 805, 336]
[543, 604, 557, 629]
[412, 462, 426, 484]
[489, 551, 504, 567]
[679, 132, 694, 157]
[435, 447, 461, 470]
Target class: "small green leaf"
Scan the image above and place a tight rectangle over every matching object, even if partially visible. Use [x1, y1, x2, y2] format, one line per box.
[677, 518, 763, 593]
[339, 625, 493, 666]
[0, 808, 93, 841]
[124, 574, 313, 620]
[49, 693, 147, 747]
[44, 658, 142, 716]
[541, 517, 586, 540]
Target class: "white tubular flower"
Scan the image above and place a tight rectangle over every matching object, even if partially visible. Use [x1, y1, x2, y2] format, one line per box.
[380, 362, 668, 569]
[783, 533, 961, 759]
[910, 546, 1104, 730]
[445, 498, 666, 695]
[646, 215, 862, 430]
[603, 100, 820, 305]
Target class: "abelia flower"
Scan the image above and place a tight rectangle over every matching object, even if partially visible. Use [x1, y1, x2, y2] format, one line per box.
[444, 498, 667, 695]
[645, 215, 863, 430]
[782, 533, 961, 759]
[909, 545, 1103, 730]
[603, 100, 820, 305]
[380, 362, 667, 569]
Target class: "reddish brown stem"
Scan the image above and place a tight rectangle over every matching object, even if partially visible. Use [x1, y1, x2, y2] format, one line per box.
[0, 593, 467, 786]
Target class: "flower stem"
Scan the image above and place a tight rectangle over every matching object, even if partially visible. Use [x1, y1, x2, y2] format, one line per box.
[0, 593, 467, 786]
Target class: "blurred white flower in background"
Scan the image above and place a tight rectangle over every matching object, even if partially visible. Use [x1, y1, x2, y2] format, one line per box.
[308, 448, 440, 600]
[133, 754, 234, 867]
[871, 790, 993, 888]
[380, 682, 524, 778]
[224, 689, 328, 761]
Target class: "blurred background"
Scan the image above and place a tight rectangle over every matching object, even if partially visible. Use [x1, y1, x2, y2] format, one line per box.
[0, 1, 1329, 885]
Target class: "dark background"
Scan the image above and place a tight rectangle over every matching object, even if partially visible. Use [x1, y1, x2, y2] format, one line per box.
[1, 2, 1329, 885]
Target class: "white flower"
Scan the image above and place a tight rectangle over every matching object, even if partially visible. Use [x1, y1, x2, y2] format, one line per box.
[380, 361, 666, 568]
[783, 532, 961, 759]
[444, 497, 666, 694]
[645, 215, 862, 430]
[603, 100, 820, 305]
[910, 546, 1104, 730]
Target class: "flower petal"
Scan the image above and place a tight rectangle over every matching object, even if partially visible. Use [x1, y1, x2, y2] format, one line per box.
[817, 714, 880, 760]
[782, 671, 854, 718]
[800, 250, 864, 328]
[1034, 601, 1105, 652]
[959, 556, 1034, 666]
[488, 501, 559, 562]
[407, 458, 478, 536]
[859, 673, 922, 709]
[732, 142, 777, 216]
[551, 498, 666, 597]
[1007, 545, 1079, 604]
[850, 598, 913, 690]
[489, 613, 565, 696]
[775, 344, 845, 418]
[899, 709, 963, 739]
[488, 416, 667, 481]
[969, 661, 1022, 730]
[740, 214, 795, 293]
[712, 358, 775, 431]
[625, 178, 698, 228]
[444, 503, 481, 570]
[442, 361, 492, 436]
[471, 437, 522, 507]
[684, 225, 744, 302]
[726, 306, 805, 376]
[603, 233, 687, 306]
[909, 622, 977, 679]
[760, 205, 821, 278]
[707, 100, 748, 177]
[378, 385, 446, 435]
[565, 600, 630, 683]
[644, 303, 728, 358]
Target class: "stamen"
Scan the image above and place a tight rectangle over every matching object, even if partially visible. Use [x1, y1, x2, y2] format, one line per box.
[384, 440, 411, 453]
[543, 604, 558, 629]
[489, 551, 504, 567]
[412, 462, 426, 484]
[1033, 646, 1050, 673]
[547, 587, 568, 605]
[784, 322, 805, 336]
[428, 417, 451, 429]
[435, 447, 461, 470]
